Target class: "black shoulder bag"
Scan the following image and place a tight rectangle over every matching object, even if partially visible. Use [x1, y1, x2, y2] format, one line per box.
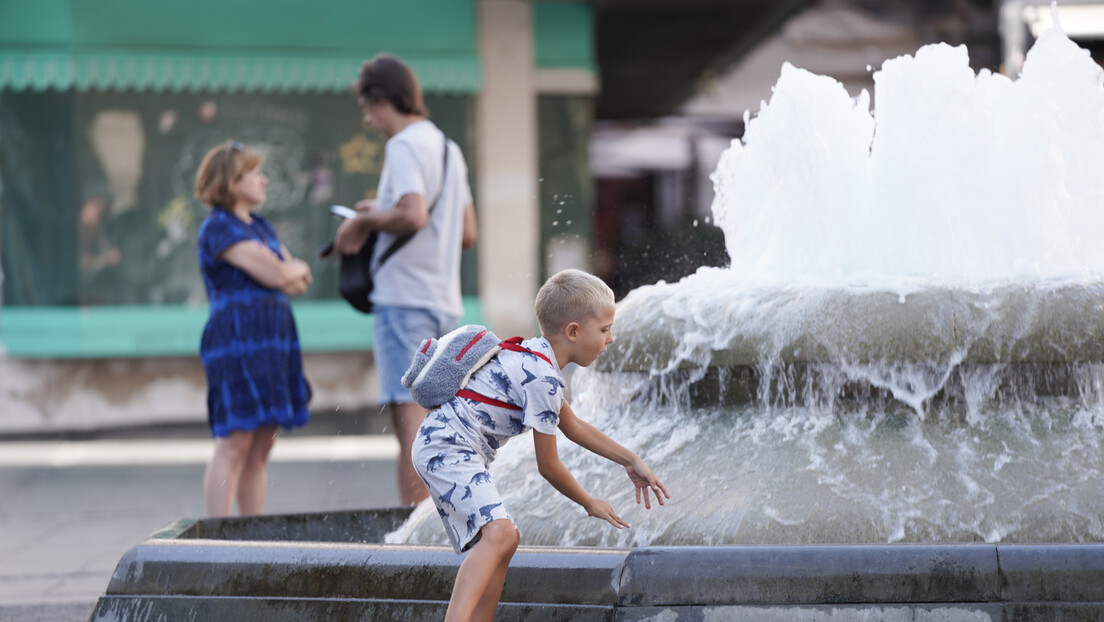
[339, 134, 450, 314]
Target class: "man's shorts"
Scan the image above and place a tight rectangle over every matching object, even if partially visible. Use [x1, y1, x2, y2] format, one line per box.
[412, 414, 513, 554]
[374, 305, 459, 405]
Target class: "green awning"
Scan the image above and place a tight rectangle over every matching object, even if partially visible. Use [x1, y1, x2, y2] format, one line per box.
[0, 0, 480, 93]
[0, 50, 480, 93]
[534, 2, 596, 72]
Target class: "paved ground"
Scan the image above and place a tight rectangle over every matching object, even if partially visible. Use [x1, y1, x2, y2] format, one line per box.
[0, 412, 402, 622]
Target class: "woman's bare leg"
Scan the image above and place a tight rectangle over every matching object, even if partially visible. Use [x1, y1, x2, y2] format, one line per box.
[237, 425, 278, 515]
[203, 430, 254, 516]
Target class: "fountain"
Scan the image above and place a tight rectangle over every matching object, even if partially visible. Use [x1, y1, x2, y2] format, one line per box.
[392, 16, 1104, 553]
[92, 14, 1104, 621]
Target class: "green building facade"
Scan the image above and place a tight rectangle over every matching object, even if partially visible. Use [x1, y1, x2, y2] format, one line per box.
[0, 0, 595, 358]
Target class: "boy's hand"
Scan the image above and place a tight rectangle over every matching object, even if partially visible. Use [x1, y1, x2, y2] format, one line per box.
[584, 498, 631, 529]
[626, 459, 670, 510]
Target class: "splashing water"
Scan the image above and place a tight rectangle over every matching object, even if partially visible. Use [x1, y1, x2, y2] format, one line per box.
[390, 25, 1104, 547]
[715, 25, 1104, 288]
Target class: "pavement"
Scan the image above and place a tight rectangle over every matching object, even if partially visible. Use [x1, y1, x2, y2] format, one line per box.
[0, 409, 403, 622]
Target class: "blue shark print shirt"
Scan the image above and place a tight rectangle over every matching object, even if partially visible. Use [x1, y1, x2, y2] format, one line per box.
[434, 337, 563, 462]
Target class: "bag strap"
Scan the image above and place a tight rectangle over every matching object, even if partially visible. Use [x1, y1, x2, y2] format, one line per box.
[456, 388, 522, 411]
[377, 132, 451, 268]
[454, 337, 557, 410]
[499, 336, 555, 367]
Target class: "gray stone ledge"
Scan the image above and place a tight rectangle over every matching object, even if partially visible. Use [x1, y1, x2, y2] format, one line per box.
[89, 596, 614, 622]
[618, 545, 1001, 606]
[998, 544, 1104, 601]
[104, 540, 627, 605]
[90, 514, 1104, 621]
[616, 603, 1006, 621]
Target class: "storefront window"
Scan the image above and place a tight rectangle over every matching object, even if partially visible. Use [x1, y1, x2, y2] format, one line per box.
[1, 90, 477, 307]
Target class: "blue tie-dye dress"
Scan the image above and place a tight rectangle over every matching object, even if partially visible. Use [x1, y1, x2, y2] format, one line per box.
[196, 208, 311, 437]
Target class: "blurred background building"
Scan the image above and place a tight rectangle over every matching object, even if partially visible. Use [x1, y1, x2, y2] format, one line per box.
[0, 0, 597, 433]
[2, 0, 1097, 434]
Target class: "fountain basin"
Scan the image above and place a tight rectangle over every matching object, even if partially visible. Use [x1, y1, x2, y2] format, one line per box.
[598, 282, 1104, 372]
[88, 509, 1104, 621]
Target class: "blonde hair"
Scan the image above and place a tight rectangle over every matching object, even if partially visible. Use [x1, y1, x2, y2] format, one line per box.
[535, 269, 616, 335]
[194, 141, 263, 209]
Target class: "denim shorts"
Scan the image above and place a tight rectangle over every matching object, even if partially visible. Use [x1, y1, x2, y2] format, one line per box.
[374, 305, 459, 405]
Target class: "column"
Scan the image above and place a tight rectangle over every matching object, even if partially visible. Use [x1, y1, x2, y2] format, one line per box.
[476, 0, 540, 337]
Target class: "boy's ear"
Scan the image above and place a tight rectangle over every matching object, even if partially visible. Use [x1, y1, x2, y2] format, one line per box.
[565, 321, 581, 342]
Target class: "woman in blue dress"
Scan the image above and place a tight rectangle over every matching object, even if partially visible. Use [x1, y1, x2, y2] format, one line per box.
[194, 141, 313, 516]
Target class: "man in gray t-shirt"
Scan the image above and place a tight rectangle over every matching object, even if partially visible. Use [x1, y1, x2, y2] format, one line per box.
[335, 54, 478, 506]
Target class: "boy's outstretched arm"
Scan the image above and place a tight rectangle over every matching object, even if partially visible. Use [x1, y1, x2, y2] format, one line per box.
[533, 431, 630, 529]
[557, 401, 670, 509]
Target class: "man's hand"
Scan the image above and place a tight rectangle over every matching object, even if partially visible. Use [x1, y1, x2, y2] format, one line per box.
[584, 498, 631, 529]
[354, 198, 379, 212]
[626, 459, 670, 510]
[334, 214, 371, 254]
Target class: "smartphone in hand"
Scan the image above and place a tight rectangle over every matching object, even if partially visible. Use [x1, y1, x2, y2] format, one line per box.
[330, 205, 357, 220]
[322, 205, 358, 258]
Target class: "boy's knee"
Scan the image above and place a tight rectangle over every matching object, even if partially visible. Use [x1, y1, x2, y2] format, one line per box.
[479, 520, 520, 555]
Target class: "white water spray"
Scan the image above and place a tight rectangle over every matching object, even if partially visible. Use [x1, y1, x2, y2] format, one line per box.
[392, 24, 1104, 548]
[715, 25, 1104, 288]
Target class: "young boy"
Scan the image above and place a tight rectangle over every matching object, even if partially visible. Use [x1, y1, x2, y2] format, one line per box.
[412, 268, 670, 622]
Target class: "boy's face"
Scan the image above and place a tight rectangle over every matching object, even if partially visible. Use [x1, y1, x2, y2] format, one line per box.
[570, 303, 616, 367]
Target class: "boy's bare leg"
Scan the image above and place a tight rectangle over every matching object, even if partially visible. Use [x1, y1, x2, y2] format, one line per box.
[392, 401, 430, 505]
[470, 525, 519, 622]
[445, 520, 520, 622]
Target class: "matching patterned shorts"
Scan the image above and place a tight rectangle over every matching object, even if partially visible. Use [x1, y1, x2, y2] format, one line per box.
[412, 418, 513, 553]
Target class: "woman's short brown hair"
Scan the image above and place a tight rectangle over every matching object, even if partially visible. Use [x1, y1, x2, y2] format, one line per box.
[194, 141, 263, 209]
[353, 54, 427, 117]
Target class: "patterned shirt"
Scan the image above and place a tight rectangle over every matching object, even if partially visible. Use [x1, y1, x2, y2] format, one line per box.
[429, 337, 563, 463]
